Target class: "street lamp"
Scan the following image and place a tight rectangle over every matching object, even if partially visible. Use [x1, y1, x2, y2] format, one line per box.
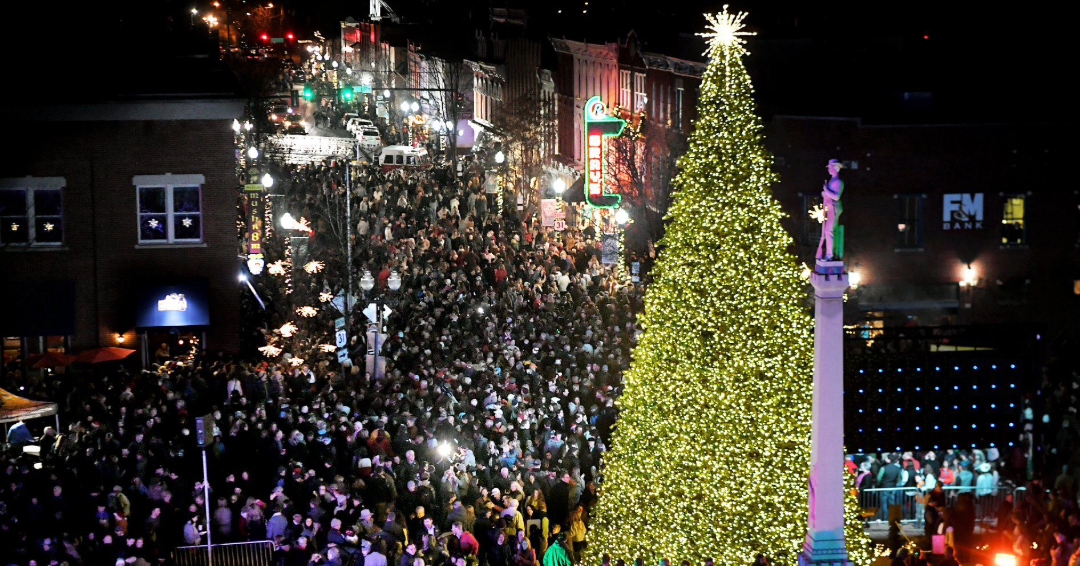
[280, 212, 298, 230]
[232, 119, 241, 133]
[410, 101, 419, 113]
[553, 178, 566, 195]
[247, 146, 259, 159]
[848, 269, 862, 289]
[494, 151, 505, 164]
[400, 101, 410, 113]
[261, 173, 274, 188]
[614, 208, 630, 225]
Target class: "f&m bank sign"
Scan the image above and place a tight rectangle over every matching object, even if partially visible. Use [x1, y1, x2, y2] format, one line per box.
[943, 193, 983, 230]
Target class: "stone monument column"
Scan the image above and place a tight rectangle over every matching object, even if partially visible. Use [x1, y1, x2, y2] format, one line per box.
[799, 259, 852, 566]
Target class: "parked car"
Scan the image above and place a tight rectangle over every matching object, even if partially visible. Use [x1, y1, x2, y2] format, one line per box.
[285, 124, 307, 135]
[357, 126, 382, 149]
[378, 145, 428, 171]
[340, 112, 359, 128]
[269, 104, 290, 123]
[346, 117, 374, 135]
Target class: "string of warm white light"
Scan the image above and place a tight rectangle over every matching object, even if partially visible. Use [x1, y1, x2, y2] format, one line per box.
[585, 7, 869, 565]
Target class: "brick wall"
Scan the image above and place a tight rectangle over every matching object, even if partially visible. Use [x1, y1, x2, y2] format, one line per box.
[765, 116, 1079, 333]
[1, 117, 241, 355]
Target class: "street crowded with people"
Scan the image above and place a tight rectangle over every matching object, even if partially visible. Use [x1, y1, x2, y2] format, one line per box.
[1, 157, 646, 566]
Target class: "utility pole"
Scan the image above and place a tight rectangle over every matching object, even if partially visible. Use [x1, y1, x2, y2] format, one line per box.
[195, 414, 216, 566]
[345, 146, 355, 337]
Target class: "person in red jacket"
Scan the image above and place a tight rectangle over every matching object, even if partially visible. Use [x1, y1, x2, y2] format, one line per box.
[939, 461, 956, 485]
[452, 521, 479, 555]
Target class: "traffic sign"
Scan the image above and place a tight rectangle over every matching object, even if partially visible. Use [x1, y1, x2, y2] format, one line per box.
[363, 303, 391, 324]
[335, 329, 348, 348]
[352, 85, 373, 94]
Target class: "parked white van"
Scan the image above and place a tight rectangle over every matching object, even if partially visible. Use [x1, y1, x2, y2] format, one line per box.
[377, 145, 428, 171]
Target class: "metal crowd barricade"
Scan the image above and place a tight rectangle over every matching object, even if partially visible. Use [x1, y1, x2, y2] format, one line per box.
[858, 486, 1019, 525]
[172, 541, 274, 566]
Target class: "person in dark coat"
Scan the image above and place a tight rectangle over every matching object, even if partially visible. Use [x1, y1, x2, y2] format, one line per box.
[546, 472, 572, 528]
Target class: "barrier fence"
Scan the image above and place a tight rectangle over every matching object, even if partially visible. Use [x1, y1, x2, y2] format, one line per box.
[858, 486, 1024, 525]
[172, 541, 274, 566]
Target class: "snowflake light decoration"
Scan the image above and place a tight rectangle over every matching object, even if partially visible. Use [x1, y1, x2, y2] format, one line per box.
[296, 306, 319, 318]
[267, 261, 286, 276]
[320, 344, 337, 353]
[43, 222, 55, 232]
[697, 5, 756, 57]
[289, 357, 305, 367]
[148, 219, 160, 229]
[258, 344, 282, 357]
[319, 292, 334, 303]
[304, 260, 325, 274]
[182, 218, 193, 228]
[296, 217, 313, 233]
[279, 322, 298, 338]
[809, 204, 827, 224]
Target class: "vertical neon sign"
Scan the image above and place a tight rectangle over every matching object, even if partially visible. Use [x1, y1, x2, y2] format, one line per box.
[584, 96, 627, 208]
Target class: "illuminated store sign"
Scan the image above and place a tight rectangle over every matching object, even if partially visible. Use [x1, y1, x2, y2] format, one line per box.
[245, 184, 266, 274]
[583, 96, 626, 208]
[942, 193, 984, 230]
[157, 293, 188, 312]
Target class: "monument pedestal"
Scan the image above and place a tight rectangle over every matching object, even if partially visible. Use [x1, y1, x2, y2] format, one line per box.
[799, 259, 852, 566]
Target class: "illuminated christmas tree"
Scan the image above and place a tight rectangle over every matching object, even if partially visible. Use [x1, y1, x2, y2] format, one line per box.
[586, 7, 867, 565]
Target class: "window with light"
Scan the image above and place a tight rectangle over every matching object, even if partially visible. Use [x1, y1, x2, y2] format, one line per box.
[134, 175, 204, 244]
[0, 177, 64, 246]
[1001, 194, 1026, 246]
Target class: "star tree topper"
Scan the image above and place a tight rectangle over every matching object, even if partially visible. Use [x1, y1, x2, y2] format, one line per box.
[697, 5, 756, 57]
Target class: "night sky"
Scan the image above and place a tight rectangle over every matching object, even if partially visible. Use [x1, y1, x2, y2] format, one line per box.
[13, 0, 1070, 121]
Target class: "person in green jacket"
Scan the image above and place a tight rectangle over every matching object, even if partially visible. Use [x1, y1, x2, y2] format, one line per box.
[543, 534, 573, 566]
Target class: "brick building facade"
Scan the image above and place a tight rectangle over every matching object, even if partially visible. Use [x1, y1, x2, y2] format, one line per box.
[1, 98, 246, 369]
[767, 116, 1079, 337]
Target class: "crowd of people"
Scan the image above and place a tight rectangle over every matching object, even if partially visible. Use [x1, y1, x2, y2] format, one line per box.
[0, 155, 648, 566]
[854, 363, 1080, 566]
[3, 96, 1080, 566]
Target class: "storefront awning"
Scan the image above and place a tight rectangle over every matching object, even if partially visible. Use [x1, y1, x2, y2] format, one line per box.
[0, 280, 76, 337]
[135, 279, 210, 328]
[0, 387, 58, 424]
[563, 177, 586, 203]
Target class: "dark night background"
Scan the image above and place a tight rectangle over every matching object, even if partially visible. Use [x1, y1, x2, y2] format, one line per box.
[9, 0, 1070, 123]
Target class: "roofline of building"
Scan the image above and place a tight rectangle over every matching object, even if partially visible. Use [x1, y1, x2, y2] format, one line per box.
[771, 114, 1061, 129]
[549, 37, 618, 60]
[22, 99, 247, 122]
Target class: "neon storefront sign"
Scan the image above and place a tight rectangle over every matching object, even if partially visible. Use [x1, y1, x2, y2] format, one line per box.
[583, 96, 626, 208]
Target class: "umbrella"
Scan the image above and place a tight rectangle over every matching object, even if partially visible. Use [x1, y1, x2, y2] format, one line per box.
[28, 352, 77, 369]
[76, 347, 136, 364]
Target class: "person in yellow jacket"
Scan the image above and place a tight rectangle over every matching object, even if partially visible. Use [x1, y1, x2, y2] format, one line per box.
[568, 506, 587, 563]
